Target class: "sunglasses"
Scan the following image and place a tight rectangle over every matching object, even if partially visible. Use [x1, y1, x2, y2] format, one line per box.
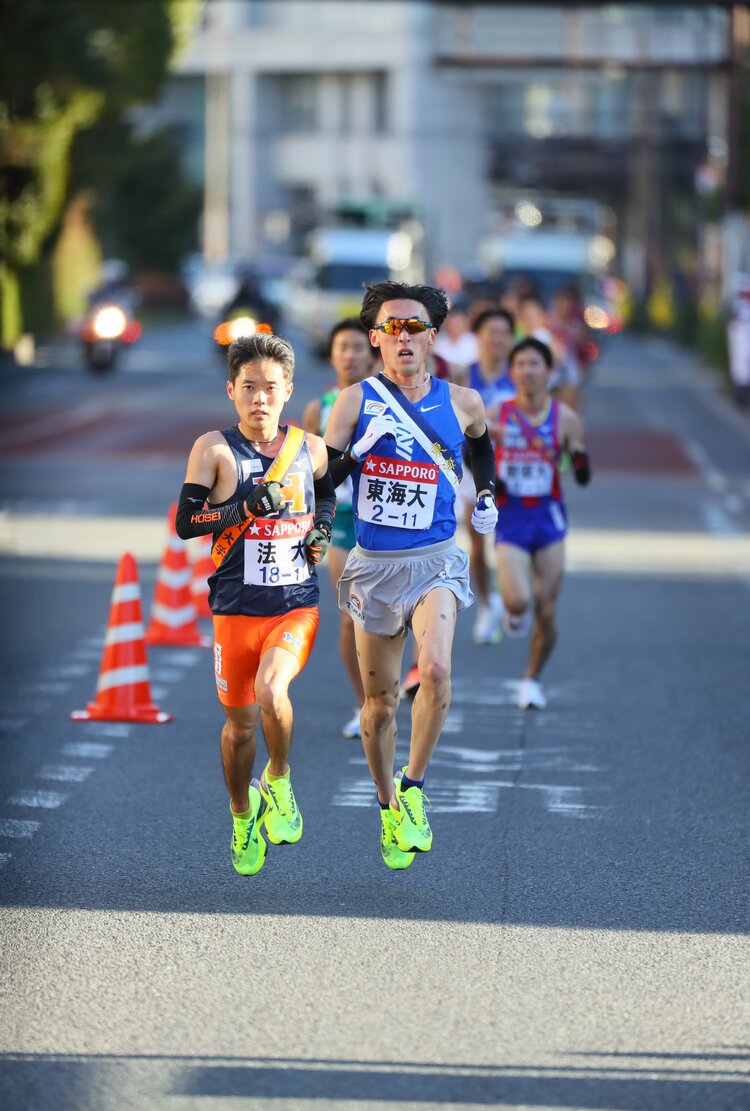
[372, 317, 433, 335]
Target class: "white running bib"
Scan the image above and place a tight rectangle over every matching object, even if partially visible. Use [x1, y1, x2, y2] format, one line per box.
[500, 455, 554, 498]
[357, 454, 438, 530]
[243, 514, 312, 587]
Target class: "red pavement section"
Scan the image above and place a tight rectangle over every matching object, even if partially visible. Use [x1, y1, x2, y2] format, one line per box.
[2, 408, 697, 475]
[586, 429, 698, 475]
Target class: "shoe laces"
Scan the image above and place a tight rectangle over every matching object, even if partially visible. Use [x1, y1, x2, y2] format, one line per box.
[267, 775, 296, 819]
[232, 814, 253, 853]
[398, 784, 431, 829]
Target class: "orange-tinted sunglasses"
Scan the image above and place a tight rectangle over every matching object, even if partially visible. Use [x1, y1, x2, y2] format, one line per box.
[372, 317, 432, 335]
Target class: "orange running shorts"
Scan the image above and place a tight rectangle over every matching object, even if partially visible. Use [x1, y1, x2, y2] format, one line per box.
[212, 607, 319, 707]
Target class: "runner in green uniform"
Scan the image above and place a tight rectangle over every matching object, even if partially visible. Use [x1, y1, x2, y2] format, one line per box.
[302, 318, 374, 738]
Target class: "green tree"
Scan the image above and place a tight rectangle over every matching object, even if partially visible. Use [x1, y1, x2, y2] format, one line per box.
[0, 0, 195, 347]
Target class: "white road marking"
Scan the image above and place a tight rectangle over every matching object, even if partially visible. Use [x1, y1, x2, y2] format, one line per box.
[38, 765, 94, 783]
[19, 681, 70, 696]
[150, 668, 186, 682]
[44, 663, 92, 679]
[0, 718, 30, 733]
[702, 503, 739, 537]
[723, 493, 743, 514]
[62, 742, 114, 758]
[166, 651, 204, 667]
[0, 819, 41, 837]
[80, 723, 132, 738]
[8, 789, 67, 809]
[150, 685, 169, 701]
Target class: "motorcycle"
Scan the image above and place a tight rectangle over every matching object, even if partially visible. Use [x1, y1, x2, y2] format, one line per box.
[81, 301, 141, 373]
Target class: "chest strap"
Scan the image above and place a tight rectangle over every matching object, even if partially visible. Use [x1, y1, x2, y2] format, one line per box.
[211, 424, 306, 569]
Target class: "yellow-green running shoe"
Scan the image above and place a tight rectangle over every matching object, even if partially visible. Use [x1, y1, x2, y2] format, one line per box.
[260, 763, 303, 845]
[231, 779, 267, 876]
[394, 768, 432, 853]
[380, 806, 415, 870]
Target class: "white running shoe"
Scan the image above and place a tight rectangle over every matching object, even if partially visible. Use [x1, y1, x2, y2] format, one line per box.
[342, 709, 361, 739]
[517, 677, 547, 710]
[472, 593, 504, 645]
[502, 609, 531, 638]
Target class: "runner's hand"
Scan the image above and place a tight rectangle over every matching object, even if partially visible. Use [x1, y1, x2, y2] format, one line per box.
[243, 481, 286, 517]
[351, 413, 397, 461]
[304, 526, 330, 565]
[471, 494, 498, 535]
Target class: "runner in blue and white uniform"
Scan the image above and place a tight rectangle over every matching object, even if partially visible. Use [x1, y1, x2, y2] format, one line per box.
[459, 308, 517, 645]
[302, 318, 373, 739]
[324, 281, 497, 870]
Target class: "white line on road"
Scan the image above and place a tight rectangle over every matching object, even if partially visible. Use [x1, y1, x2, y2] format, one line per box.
[8, 789, 67, 809]
[80, 723, 133, 738]
[723, 493, 744, 514]
[0, 819, 41, 837]
[61, 742, 114, 758]
[38, 765, 94, 783]
[19, 681, 71, 697]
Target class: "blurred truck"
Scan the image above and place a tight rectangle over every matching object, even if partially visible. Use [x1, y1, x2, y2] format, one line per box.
[286, 226, 425, 353]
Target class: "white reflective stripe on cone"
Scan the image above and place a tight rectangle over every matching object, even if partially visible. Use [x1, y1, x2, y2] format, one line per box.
[96, 665, 150, 693]
[168, 535, 185, 552]
[112, 583, 141, 604]
[151, 603, 196, 627]
[105, 622, 146, 646]
[157, 567, 192, 589]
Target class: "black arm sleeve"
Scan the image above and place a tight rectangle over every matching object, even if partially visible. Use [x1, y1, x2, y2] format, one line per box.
[175, 482, 244, 539]
[313, 472, 336, 535]
[326, 444, 359, 488]
[465, 426, 496, 496]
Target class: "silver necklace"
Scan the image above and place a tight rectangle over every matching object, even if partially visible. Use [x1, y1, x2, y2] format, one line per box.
[383, 373, 431, 390]
[248, 429, 279, 446]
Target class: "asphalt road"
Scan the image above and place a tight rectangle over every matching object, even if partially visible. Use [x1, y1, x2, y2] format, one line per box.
[0, 320, 748, 1110]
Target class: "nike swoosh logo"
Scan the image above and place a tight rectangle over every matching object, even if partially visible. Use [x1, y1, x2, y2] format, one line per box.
[420, 404, 440, 412]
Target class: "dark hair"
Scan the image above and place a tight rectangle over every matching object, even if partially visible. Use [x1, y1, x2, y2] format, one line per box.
[508, 336, 553, 370]
[518, 292, 544, 308]
[359, 281, 450, 331]
[227, 333, 295, 383]
[472, 308, 515, 335]
[327, 317, 372, 358]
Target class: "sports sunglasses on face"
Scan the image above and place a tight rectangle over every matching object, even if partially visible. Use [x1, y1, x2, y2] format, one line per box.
[372, 317, 433, 335]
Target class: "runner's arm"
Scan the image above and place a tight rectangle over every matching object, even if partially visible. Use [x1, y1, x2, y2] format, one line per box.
[305, 432, 336, 563]
[302, 398, 321, 435]
[560, 406, 591, 485]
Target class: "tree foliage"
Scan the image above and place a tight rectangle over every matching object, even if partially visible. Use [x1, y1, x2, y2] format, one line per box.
[0, 0, 196, 345]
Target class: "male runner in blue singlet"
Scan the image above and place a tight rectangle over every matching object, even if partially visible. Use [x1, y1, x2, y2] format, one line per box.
[494, 337, 591, 710]
[175, 333, 334, 876]
[324, 281, 498, 869]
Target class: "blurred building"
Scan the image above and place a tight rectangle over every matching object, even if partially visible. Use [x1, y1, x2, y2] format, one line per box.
[156, 1, 742, 293]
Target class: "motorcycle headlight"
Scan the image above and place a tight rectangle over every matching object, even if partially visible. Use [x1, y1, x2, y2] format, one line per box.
[93, 305, 127, 339]
[228, 316, 258, 341]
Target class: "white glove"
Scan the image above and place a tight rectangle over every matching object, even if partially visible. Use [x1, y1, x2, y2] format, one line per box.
[471, 494, 498, 535]
[351, 413, 398, 461]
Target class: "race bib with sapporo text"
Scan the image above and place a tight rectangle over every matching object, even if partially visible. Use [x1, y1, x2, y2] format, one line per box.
[357, 455, 438, 530]
[243, 514, 313, 587]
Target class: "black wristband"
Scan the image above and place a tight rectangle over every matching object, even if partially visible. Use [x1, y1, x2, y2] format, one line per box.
[571, 450, 591, 486]
[465, 426, 496, 495]
[175, 482, 244, 539]
[326, 444, 359, 487]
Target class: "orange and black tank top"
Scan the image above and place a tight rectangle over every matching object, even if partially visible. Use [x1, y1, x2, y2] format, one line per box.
[208, 425, 319, 616]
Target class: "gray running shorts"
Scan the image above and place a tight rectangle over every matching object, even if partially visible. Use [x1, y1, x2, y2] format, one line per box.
[337, 538, 473, 637]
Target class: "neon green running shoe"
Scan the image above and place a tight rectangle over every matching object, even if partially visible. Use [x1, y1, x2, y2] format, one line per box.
[393, 768, 432, 853]
[380, 806, 415, 870]
[260, 764, 303, 845]
[231, 779, 267, 876]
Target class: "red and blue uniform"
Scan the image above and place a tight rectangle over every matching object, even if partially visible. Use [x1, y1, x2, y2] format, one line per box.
[494, 399, 567, 552]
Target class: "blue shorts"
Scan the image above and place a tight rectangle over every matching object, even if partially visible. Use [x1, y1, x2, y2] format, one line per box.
[495, 500, 567, 553]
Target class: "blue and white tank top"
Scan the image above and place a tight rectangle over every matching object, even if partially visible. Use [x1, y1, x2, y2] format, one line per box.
[208, 425, 319, 616]
[351, 375, 464, 551]
[468, 362, 515, 411]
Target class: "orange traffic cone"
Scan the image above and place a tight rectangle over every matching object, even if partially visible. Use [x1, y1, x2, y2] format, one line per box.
[190, 535, 214, 620]
[71, 552, 172, 723]
[146, 504, 211, 648]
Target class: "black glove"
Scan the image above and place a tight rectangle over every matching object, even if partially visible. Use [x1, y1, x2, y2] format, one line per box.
[304, 525, 330, 565]
[243, 481, 285, 517]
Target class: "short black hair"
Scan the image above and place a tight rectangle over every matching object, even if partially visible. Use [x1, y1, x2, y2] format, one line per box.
[472, 308, 515, 335]
[508, 336, 553, 370]
[227, 333, 295, 383]
[327, 317, 372, 358]
[359, 281, 450, 331]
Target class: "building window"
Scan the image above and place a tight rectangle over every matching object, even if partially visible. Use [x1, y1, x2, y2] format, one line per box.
[280, 75, 319, 133]
[373, 72, 388, 133]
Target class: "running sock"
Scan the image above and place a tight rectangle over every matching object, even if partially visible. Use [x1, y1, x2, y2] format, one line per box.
[377, 797, 389, 810]
[231, 805, 251, 820]
[265, 765, 290, 783]
[400, 772, 425, 791]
